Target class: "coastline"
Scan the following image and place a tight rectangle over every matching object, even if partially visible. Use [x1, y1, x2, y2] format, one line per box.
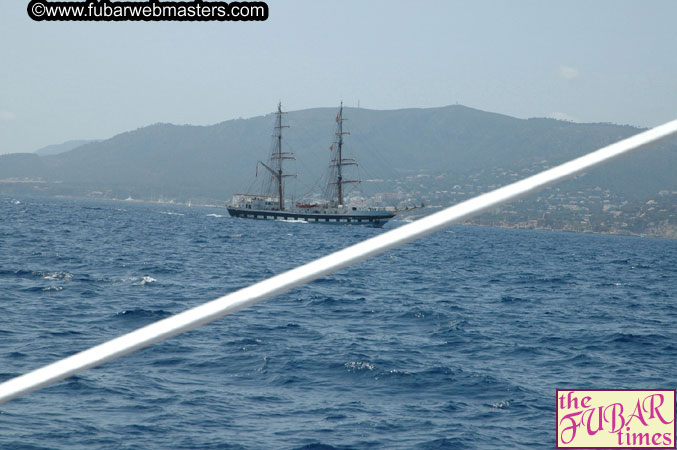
[6, 192, 674, 240]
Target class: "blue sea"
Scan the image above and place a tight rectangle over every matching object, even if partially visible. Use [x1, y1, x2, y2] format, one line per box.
[1, 195, 676, 449]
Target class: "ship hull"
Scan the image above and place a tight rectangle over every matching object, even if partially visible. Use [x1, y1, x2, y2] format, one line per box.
[227, 207, 394, 227]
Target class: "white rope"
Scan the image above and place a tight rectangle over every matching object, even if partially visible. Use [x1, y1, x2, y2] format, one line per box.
[1, 120, 676, 405]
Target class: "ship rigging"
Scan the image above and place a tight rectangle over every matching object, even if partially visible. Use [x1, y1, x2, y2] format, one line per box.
[227, 102, 397, 227]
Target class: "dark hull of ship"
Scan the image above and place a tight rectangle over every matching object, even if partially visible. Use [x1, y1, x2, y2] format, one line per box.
[227, 207, 395, 228]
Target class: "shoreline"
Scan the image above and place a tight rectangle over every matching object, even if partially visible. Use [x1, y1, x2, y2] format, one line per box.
[4, 192, 676, 240]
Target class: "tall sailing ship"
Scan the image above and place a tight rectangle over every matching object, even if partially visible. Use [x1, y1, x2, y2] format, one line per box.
[227, 102, 396, 227]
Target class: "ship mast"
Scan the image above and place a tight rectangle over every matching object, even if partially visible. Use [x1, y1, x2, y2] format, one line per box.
[275, 102, 287, 210]
[331, 102, 358, 207]
[336, 103, 346, 206]
[259, 102, 295, 210]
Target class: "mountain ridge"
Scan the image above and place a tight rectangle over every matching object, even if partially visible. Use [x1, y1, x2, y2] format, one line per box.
[34, 139, 100, 156]
[0, 104, 673, 207]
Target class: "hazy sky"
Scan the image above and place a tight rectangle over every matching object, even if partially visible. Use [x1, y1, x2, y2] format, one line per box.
[1, 0, 675, 154]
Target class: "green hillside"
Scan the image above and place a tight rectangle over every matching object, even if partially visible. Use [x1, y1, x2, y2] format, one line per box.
[0, 105, 674, 206]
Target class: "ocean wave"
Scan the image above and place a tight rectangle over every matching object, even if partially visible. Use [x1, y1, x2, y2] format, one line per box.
[344, 361, 375, 372]
[43, 271, 73, 281]
[2, 197, 677, 448]
[113, 309, 171, 322]
[134, 276, 158, 286]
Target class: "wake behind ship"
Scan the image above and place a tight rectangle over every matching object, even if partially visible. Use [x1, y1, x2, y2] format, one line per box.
[227, 102, 396, 227]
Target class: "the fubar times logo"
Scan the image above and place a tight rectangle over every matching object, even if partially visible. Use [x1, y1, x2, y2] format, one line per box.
[557, 389, 676, 448]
